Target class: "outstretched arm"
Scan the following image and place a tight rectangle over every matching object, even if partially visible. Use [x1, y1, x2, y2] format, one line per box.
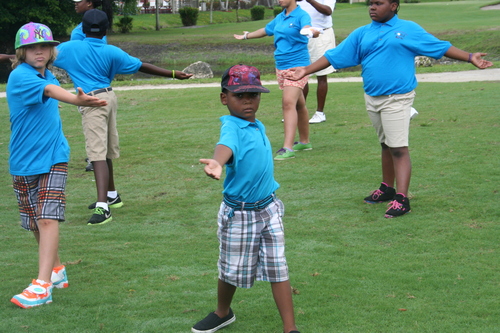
[234, 28, 267, 40]
[305, 0, 332, 16]
[44, 86, 108, 107]
[445, 46, 493, 69]
[199, 144, 233, 180]
[285, 56, 332, 80]
[139, 63, 193, 80]
[0, 54, 15, 63]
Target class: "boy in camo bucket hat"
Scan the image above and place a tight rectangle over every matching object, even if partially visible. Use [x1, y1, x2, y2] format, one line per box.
[7, 22, 107, 308]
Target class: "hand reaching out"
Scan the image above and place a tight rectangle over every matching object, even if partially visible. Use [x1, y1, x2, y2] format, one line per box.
[199, 158, 223, 180]
[470, 53, 493, 69]
[75, 88, 108, 107]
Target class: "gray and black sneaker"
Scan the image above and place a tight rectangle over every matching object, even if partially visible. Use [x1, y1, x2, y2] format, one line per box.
[191, 308, 235, 333]
[85, 158, 93, 172]
[88, 194, 123, 210]
[364, 182, 396, 204]
[87, 207, 112, 225]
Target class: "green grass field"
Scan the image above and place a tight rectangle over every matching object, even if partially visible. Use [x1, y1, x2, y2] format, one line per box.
[0, 1, 499, 332]
[102, 0, 500, 78]
[0, 79, 498, 332]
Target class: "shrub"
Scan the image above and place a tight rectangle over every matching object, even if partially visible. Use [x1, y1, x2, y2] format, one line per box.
[250, 5, 266, 21]
[115, 16, 134, 33]
[179, 7, 199, 26]
[273, 6, 283, 17]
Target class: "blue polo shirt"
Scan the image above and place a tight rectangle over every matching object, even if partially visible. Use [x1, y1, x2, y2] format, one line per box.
[324, 15, 452, 96]
[265, 6, 311, 70]
[54, 38, 142, 93]
[7, 63, 70, 176]
[217, 115, 279, 202]
[71, 22, 107, 43]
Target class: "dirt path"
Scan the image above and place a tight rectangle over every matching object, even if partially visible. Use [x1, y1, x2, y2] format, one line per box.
[0, 68, 498, 98]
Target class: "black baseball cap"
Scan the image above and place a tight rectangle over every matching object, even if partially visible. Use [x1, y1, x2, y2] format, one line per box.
[82, 9, 108, 34]
[221, 64, 270, 93]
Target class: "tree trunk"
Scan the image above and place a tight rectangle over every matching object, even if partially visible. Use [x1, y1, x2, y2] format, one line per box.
[102, 0, 114, 31]
[155, 0, 160, 31]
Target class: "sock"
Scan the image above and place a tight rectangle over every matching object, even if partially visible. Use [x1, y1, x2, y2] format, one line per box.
[36, 279, 51, 286]
[96, 202, 109, 211]
[285, 147, 294, 152]
[316, 111, 324, 114]
[107, 191, 118, 199]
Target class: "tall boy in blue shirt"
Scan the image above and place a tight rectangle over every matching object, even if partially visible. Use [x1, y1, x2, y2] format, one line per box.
[287, 0, 493, 218]
[194, 65, 300, 333]
[53, 9, 192, 225]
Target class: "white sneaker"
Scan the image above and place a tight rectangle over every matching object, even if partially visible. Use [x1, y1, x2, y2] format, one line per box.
[309, 112, 326, 124]
[410, 107, 419, 120]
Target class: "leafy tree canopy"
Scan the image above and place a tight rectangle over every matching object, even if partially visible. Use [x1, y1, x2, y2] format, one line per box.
[0, 0, 80, 52]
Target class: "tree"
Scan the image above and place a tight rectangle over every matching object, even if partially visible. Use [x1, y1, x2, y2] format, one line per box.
[0, 0, 79, 53]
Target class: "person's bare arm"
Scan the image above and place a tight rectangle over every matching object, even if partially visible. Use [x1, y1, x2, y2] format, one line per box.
[234, 28, 268, 40]
[199, 144, 233, 180]
[305, 0, 332, 16]
[44, 86, 107, 107]
[0, 54, 15, 63]
[444, 46, 493, 69]
[139, 63, 193, 79]
[286, 56, 332, 80]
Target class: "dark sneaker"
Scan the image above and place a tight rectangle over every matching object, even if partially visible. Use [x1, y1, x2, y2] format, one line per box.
[87, 207, 112, 225]
[85, 158, 94, 172]
[364, 182, 396, 204]
[192, 308, 236, 333]
[88, 194, 123, 209]
[385, 194, 411, 218]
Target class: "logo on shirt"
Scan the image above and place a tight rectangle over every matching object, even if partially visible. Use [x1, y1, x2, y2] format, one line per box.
[394, 31, 407, 40]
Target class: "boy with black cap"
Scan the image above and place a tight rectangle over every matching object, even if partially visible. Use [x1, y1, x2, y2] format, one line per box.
[195, 65, 300, 333]
[53, 9, 192, 225]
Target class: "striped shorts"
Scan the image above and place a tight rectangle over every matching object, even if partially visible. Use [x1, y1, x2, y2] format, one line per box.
[217, 198, 289, 288]
[12, 163, 68, 232]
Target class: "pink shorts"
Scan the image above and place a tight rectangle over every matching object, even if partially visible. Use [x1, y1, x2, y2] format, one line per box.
[276, 68, 309, 90]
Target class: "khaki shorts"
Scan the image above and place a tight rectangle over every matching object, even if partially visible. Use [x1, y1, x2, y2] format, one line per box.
[308, 27, 336, 76]
[79, 90, 119, 161]
[365, 90, 416, 148]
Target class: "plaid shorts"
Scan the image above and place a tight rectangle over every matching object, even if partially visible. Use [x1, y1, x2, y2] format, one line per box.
[217, 197, 289, 288]
[276, 68, 309, 90]
[12, 163, 68, 232]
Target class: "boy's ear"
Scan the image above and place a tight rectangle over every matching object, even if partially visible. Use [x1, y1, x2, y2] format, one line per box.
[220, 92, 228, 105]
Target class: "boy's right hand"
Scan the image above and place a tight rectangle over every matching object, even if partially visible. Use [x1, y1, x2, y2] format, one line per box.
[284, 67, 307, 81]
[199, 159, 222, 180]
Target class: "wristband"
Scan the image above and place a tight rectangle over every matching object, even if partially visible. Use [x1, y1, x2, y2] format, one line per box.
[243, 31, 249, 40]
[172, 70, 175, 79]
[468, 53, 472, 63]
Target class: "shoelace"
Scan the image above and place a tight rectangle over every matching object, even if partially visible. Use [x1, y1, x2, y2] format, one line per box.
[371, 189, 384, 200]
[387, 199, 402, 211]
[276, 148, 287, 154]
[94, 207, 106, 214]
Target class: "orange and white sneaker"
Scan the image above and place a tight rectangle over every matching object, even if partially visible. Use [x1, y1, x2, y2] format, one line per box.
[51, 265, 69, 289]
[11, 279, 53, 308]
